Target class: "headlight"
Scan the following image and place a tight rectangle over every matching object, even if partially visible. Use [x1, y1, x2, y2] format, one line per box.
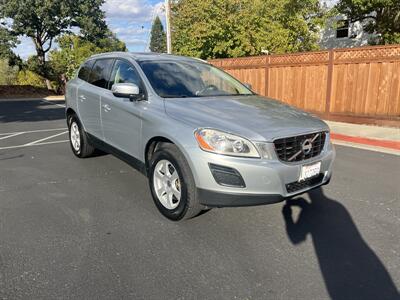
[194, 128, 260, 158]
[255, 142, 273, 160]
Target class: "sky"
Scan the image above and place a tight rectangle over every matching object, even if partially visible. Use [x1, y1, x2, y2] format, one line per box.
[13, 0, 165, 59]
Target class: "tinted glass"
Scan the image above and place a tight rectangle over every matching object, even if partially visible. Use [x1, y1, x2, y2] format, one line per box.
[88, 59, 114, 89]
[138, 61, 253, 98]
[77, 60, 94, 81]
[336, 20, 349, 38]
[109, 60, 142, 91]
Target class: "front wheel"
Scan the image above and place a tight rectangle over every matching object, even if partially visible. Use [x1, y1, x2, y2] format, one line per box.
[148, 143, 203, 221]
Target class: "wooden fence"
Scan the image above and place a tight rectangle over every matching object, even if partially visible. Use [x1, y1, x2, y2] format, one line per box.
[209, 45, 400, 127]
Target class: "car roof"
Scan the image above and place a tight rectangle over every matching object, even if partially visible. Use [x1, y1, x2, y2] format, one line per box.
[88, 52, 205, 63]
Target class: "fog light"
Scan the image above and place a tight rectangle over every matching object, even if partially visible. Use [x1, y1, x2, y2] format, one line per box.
[209, 163, 246, 188]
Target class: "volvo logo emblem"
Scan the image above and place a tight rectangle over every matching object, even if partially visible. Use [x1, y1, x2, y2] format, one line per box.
[302, 139, 313, 155]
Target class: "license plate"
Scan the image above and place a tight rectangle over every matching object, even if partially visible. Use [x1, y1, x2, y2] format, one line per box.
[299, 162, 321, 182]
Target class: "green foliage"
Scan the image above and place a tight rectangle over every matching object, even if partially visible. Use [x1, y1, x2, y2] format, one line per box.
[74, 0, 109, 44]
[49, 34, 126, 82]
[336, 0, 400, 44]
[0, 25, 23, 68]
[96, 31, 127, 53]
[150, 16, 167, 53]
[0, 59, 18, 85]
[16, 70, 46, 87]
[0, 0, 109, 80]
[0, 26, 18, 59]
[171, 0, 326, 59]
[25, 56, 55, 81]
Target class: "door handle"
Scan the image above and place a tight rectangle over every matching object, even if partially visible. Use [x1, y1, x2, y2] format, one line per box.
[102, 104, 111, 112]
[79, 95, 86, 102]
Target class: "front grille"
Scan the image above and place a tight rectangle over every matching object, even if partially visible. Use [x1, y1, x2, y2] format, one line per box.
[274, 132, 326, 162]
[286, 174, 324, 194]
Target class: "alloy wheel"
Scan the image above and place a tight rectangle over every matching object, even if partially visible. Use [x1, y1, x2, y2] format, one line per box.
[153, 159, 181, 210]
[70, 122, 81, 152]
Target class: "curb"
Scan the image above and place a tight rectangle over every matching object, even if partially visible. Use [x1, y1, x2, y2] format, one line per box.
[331, 133, 400, 151]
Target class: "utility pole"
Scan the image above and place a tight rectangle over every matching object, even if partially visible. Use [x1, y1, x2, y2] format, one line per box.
[165, 0, 172, 54]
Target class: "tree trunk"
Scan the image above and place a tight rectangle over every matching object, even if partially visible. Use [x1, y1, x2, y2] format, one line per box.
[45, 79, 53, 91]
[32, 37, 53, 91]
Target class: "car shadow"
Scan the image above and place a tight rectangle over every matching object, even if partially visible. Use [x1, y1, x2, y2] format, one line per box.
[0, 99, 65, 123]
[282, 188, 399, 300]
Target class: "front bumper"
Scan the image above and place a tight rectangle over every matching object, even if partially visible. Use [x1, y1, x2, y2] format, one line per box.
[184, 142, 335, 207]
[197, 175, 331, 207]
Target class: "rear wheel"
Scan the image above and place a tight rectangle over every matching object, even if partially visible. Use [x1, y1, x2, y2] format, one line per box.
[148, 143, 203, 221]
[68, 115, 95, 158]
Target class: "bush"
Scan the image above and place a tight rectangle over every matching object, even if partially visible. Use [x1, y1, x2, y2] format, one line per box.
[16, 70, 46, 88]
[0, 59, 18, 85]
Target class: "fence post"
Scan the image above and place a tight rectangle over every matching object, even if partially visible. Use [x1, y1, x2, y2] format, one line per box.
[264, 56, 270, 97]
[325, 49, 334, 115]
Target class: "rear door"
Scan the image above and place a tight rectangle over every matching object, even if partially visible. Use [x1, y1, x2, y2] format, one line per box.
[67, 60, 93, 111]
[101, 59, 146, 158]
[77, 58, 114, 139]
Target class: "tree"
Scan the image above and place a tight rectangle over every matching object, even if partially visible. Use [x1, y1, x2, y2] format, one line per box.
[0, 0, 109, 87]
[0, 26, 16, 58]
[96, 31, 127, 53]
[0, 25, 22, 67]
[336, 0, 400, 44]
[49, 34, 126, 92]
[171, 0, 326, 59]
[150, 16, 167, 53]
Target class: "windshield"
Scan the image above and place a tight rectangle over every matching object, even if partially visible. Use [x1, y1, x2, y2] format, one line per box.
[138, 60, 254, 98]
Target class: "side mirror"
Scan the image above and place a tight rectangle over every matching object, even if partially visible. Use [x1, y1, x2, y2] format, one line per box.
[111, 83, 141, 101]
[244, 83, 252, 90]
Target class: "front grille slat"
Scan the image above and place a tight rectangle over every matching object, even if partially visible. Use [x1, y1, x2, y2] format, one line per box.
[274, 132, 326, 162]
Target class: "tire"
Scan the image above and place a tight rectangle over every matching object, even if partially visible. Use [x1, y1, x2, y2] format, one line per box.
[148, 143, 203, 221]
[68, 114, 95, 158]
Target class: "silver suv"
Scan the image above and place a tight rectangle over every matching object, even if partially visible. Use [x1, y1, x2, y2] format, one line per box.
[65, 52, 335, 221]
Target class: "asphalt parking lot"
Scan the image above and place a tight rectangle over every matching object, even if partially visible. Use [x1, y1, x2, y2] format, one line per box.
[0, 98, 399, 299]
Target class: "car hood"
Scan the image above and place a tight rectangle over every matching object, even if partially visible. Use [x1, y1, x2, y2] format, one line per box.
[164, 95, 329, 141]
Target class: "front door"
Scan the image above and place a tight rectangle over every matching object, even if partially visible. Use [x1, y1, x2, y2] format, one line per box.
[101, 59, 147, 158]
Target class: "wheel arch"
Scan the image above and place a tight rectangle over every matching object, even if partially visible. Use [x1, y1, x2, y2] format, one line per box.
[144, 136, 175, 172]
[66, 108, 77, 124]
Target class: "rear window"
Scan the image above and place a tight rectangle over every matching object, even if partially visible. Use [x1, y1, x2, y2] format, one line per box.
[77, 60, 94, 81]
[88, 59, 114, 89]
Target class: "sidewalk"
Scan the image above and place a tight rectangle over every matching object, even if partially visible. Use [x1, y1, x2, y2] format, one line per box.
[326, 121, 400, 155]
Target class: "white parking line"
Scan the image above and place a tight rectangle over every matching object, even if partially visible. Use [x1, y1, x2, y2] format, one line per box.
[0, 132, 24, 140]
[41, 99, 66, 108]
[0, 140, 69, 150]
[0, 128, 67, 136]
[24, 131, 68, 146]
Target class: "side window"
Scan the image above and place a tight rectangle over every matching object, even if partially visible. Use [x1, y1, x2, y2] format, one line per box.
[336, 20, 349, 39]
[77, 60, 94, 82]
[88, 59, 114, 89]
[109, 60, 143, 91]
